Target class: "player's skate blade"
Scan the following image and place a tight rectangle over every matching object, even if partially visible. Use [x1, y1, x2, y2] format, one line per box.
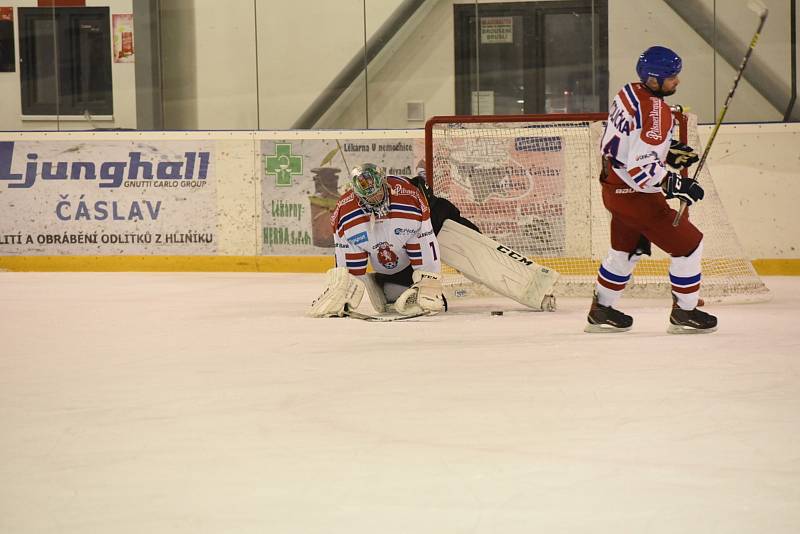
[667, 306, 717, 334]
[584, 294, 633, 333]
[584, 322, 632, 333]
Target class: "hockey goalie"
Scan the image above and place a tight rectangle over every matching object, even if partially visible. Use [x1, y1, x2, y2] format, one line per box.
[308, 164, 559, 319]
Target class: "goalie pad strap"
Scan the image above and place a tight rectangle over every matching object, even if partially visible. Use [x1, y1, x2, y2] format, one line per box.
[437, 219, 559, 310]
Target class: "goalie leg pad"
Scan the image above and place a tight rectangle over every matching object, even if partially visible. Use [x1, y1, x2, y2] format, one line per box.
[395, 270, 444, 316]
[437, 219, 560, 310]
[362, 273, 389, 313]
[307, 267, 364, 317]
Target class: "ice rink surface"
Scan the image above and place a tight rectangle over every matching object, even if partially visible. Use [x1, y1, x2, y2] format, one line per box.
[1, 272, 799, 534]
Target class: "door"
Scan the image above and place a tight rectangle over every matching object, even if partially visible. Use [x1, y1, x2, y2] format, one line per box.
[454, 1, 607, 115]
[19, 7, 113, 116]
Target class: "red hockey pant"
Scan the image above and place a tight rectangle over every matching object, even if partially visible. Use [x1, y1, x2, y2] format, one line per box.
[601, 184, 702, 256]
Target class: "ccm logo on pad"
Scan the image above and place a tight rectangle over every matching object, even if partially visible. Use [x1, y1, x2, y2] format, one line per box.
[497, 245, 533, 266]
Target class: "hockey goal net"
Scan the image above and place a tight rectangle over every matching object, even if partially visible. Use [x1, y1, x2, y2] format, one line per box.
[425, 112, 769, 303]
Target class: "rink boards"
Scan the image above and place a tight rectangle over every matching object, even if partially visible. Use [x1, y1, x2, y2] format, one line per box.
[0, 125, 798, 275]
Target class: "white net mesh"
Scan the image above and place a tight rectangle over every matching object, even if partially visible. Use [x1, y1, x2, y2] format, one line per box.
[428, 113, 769, 303]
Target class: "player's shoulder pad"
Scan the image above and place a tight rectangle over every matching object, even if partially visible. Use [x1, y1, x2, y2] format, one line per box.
[330, 189, 360, 226]
[387, 176, 429, 214]
[638, 92, 673, 146]
[387, 176, 422, 200]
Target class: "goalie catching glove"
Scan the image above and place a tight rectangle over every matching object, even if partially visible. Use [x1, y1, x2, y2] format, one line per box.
[307, 267, 364, 317]
[394, 270, 445, 316]
[662, 172, 704, 206]
[666, 140, 699, 169]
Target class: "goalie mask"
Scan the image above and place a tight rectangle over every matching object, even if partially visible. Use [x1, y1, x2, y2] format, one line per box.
[352, 164, 390, 216]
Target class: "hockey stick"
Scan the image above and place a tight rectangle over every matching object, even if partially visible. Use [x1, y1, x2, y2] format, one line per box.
[336, 139, 351, 174]
[672, 0, 769, 226]
[343, 306, 432, 322]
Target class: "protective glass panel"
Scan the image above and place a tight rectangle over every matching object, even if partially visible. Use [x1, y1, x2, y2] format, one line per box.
[1, 0, 794, 131]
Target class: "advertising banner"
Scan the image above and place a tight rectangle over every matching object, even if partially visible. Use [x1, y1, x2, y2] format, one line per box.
[0, 140, 217, 255]
[438, 131, 567, 256]
[260, 138, 423, 255]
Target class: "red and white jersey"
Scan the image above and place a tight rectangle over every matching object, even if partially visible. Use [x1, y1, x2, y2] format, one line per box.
[331, 176, 441, 277]
[600, 82, 674, 193]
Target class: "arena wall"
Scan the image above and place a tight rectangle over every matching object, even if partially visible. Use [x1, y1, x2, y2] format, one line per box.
[0, 124, 798, 274]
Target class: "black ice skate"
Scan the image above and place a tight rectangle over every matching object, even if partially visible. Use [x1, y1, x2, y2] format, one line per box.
[668, 298, 717, 334]
[584, 293, 633, 333]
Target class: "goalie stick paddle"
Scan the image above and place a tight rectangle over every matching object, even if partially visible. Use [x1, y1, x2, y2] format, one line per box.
[673, 0, 768, 226]
[342, 307, 432, 322]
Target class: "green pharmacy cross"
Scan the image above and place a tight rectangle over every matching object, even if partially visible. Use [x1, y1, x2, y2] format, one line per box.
[266, 144, 303, 186]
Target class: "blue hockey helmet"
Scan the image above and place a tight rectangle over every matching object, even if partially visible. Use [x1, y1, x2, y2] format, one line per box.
[636, 46, 682, 85]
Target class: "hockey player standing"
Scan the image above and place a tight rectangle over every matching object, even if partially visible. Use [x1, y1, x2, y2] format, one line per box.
[308, 164, 445, 317]
[586, 45, 717, 334]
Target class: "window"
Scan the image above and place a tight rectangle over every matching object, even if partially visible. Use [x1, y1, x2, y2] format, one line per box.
[0, 9, 14, 73]
[454, 1, 608, 115]
[19, 7, 113, 116]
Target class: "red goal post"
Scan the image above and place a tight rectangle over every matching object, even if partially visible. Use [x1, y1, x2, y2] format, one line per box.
[424, 112, 769, 302]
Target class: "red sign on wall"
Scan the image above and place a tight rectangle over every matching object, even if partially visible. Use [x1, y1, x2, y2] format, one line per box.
[112, 13, 134, 63]
[0, 7, 13, 72]
[37, 1, 86, 6]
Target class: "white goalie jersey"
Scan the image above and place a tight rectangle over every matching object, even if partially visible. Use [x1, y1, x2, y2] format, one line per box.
[331, 176, 441, 278]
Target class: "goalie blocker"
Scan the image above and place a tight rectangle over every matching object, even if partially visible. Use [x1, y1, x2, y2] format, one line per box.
[437, 219, 559, 311]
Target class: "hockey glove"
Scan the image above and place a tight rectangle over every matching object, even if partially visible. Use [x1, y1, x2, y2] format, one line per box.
[666, 140, 699, 169]
[662, 172, 704, 205]
[395, 270, 444, 316]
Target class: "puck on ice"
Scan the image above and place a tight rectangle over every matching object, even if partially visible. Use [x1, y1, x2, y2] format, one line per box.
[490, 310, 504, 316]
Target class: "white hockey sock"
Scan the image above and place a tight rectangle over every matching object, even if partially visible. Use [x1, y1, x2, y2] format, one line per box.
[595, 249, 640, 308]
[670, 240, 703, 310]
